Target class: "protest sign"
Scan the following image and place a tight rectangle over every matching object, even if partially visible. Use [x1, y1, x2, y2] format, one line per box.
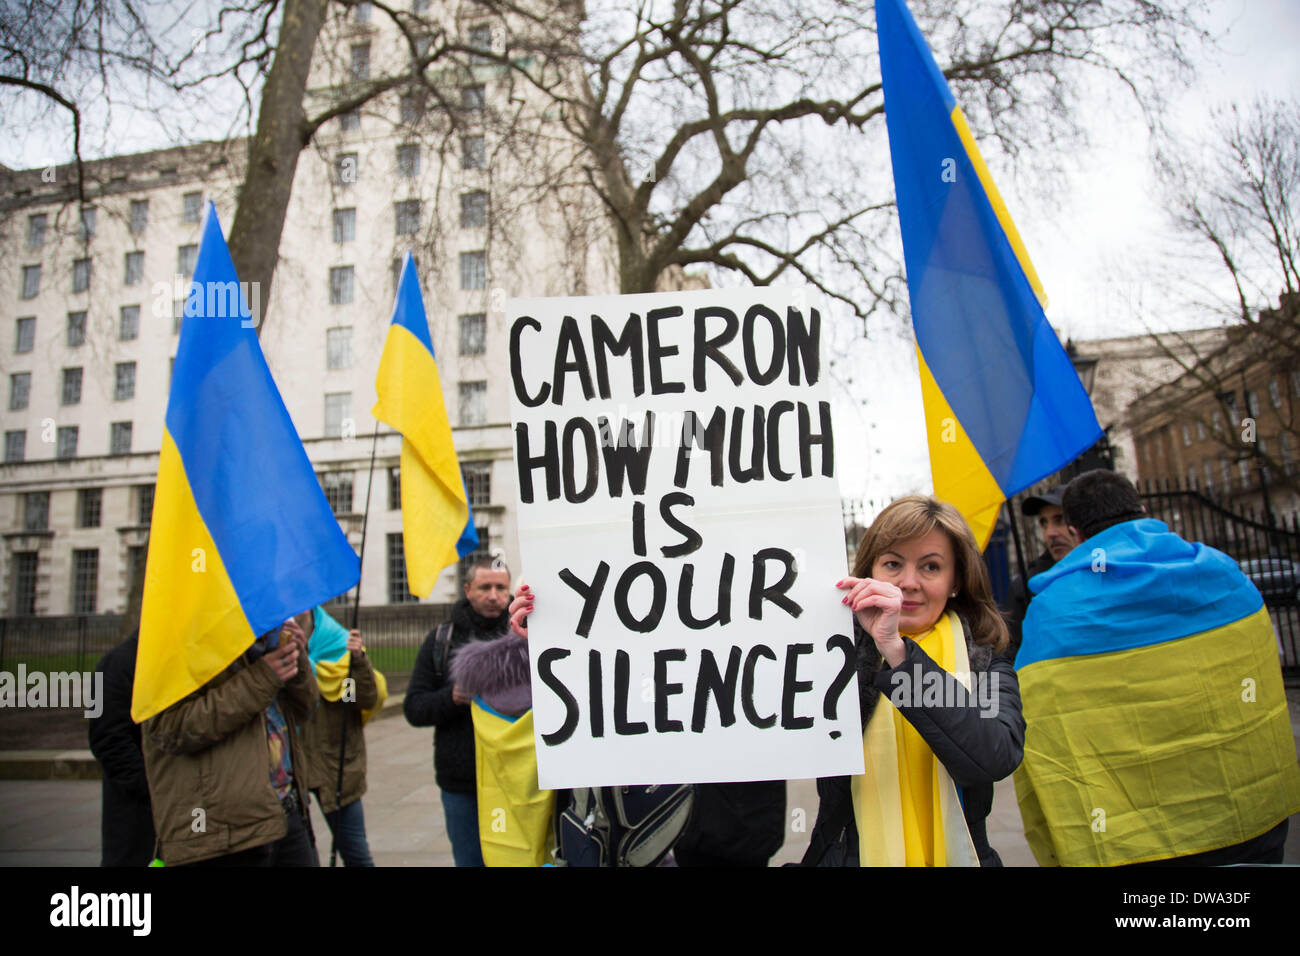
[509, 287, 865, 788]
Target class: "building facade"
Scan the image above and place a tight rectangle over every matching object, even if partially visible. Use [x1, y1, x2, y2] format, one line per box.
[0, 5, 617, 616]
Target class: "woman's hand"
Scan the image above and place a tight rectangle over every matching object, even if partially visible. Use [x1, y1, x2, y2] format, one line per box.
[837, 577, 907, 668]
[509, 582, 533, 639]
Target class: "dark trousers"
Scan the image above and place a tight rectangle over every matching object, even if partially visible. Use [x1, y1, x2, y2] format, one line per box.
[179, 808, 319, 867]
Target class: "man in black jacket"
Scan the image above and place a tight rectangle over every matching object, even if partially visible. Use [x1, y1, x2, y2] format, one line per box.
[404, 557, 511, 866]
[1004, 487, 1077, 661]
[88, 631, 156, 867]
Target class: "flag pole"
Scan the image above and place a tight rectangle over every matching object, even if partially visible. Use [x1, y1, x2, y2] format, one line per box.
[1006, 498, 1029, 587]
[331, 425, 381, 867]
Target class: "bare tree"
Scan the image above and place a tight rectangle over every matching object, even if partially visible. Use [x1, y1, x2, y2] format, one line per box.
[4, 0, 1213, 328]
[1136, 96, 1300, 501]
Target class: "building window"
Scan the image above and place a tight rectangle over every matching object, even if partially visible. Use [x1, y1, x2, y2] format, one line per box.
[1219, 458, 1231, 488]
[1181, 423, 1190, 447]
[119, 305, 140, 340]
[62, 367, 82, 405]
[329, 266, 355, 304]
[1269, 378, 1283, 409]
[468, 24, 493, 58]
[397, 143, 420, 178]
[462, 460, 491, 506]
[127, 544, 147, 596]
[11, 552, 37, 616]
[173, 299, 185, 334]
[178, 244, 198, 278]
[1196, 419, 1206, 441]
[462, 136, 486, 169]
[387, 533, 418, 603]
[4, 430, 24, 463]
[129, 199, 149, 234]
[1238, 459, 1251, 490]
[57, 426, 78, 459]
[320, 471, 354, 516]
[391, 255, 419, 288]
[115, 361, 136, 400]
[324, 392, 352, 438]
[461, 85, 485, 112]
[1212, 409, 1224, 434]
[1246, 390, 1259, 418]
[182, 191, 203, 222]
[399, 91, 424, 124]
[459, 380, 487, 426]
[124, 250, 145, 286]
[326, 327, 353, 369]
[413, 33, 432, 59]
[20, 265, 41, 299]
[137, 484, 155, 525]
[67, 310, 86, 347]
[333, 207, 356, 243]
[459, 250, 486, 290]
[1202, 461, 1214, 494]
[110, 421, 133, 455]
[395, 199, 421, 236]
[336, 152, 359, 185]
[351, 43, 371, 81]
[72, 549, 99, 614]
[27, 214, 46, 249]
[460, 191, 487, 228]
[388, 466, 401, 510]
[459, 312, 486, 356]
[15, 316, 35, 353]
[340, 108, 361, 132]
[1282, 432, 1295, 476]
[354, 1, 372, 23]
[77, 488, 103, 528]
[9, 372, 30, 410]
[412, 0, 430, 12]
[24, 492, 49, 531]
[72, 258, 92, 293]
[79, 207, 97, 239]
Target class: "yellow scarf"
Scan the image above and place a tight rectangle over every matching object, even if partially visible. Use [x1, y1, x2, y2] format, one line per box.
[314, 655, 389, 725]
[851, 610, 980, 866]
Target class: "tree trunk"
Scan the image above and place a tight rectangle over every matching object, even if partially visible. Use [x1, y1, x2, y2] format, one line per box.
[226, 0, 329, 335]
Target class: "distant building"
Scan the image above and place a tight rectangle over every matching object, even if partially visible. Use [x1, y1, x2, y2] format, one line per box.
[0, 9, 616, 616]
[1126, 295, 1300, 522]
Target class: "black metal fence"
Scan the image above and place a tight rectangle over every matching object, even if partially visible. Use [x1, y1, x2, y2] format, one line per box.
[0, 603, 455, 677]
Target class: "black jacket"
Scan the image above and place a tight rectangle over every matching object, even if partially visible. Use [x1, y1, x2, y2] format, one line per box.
[403, 597, 509, 793]
[1003, 550, 1056, 662]
[803, 620, 1024, 867]
[88, 633, 157, 867]
[674, 781, 787, 867]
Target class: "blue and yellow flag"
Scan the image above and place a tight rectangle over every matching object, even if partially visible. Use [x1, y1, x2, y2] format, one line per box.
[1015, 519, 1300, 866]
[471, 700, 554, 866]
[307, 605, 387, 723]
[372, 253, 478, 598]
[876, 0, 1101, 546]
[132, 205, 360, 722]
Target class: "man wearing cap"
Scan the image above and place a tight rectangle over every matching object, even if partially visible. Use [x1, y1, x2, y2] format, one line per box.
[1013, 469, 1300, 866]
[1004, 486, 1077, 661]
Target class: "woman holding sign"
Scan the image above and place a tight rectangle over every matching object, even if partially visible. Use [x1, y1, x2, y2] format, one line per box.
[802, 495, 1024, 867]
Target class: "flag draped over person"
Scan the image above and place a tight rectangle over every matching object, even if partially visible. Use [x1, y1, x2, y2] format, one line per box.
[372, 253, 478, 598]
[875, 0, 1102, 547]
[307, 605, 388, 723]
[1014, 519, 1300, 865]
[132, 204, 361, 722]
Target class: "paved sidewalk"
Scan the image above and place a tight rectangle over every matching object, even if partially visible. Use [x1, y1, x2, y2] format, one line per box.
[3, 690, 1298, 866]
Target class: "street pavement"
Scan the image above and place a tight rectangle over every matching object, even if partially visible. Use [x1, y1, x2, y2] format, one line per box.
[3, 689, 1298, 866]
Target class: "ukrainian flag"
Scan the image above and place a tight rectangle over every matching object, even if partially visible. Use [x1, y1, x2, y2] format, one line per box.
[1015, 518, 1300, 866]
[876, 0, 1101, 546]
[372, 253, 478, 599]
[131, 205, 360, 722]
[307, 605, 387, 722]
[471, 700, 555, 866]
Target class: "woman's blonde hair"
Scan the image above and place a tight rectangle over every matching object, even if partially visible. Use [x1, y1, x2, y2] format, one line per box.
[851, 495, 1009, 652]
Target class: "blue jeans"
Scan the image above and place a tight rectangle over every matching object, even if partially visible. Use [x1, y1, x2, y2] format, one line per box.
[441, 789, 484, 867]
[324, 798, 375, 867]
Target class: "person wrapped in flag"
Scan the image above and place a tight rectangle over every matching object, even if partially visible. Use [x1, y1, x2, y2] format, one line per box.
[801, 496, 1024, 866]
[1015, 471, 1300, 866]
[300, 605, 388, 867]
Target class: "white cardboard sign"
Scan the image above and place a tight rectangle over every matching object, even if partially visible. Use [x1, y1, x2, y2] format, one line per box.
[508, 287, 864, 788]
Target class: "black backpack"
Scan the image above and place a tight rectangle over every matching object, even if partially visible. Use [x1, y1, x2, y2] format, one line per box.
[554, 784, 695, 867]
